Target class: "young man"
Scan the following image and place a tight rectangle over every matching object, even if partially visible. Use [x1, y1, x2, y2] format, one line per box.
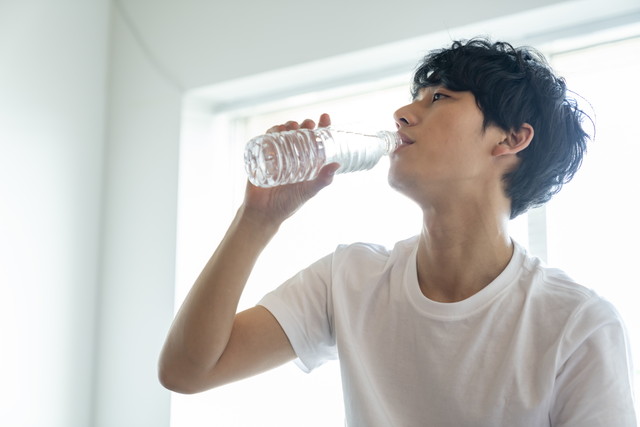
[159, 39, 637, 425]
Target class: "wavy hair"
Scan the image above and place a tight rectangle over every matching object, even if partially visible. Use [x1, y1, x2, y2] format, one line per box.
[412, 38, 591, 218]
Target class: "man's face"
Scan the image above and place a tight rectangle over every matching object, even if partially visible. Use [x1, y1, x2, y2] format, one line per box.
[388, 86, 508, 205]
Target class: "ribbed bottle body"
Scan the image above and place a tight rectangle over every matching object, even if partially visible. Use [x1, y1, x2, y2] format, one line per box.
[244, 127, 400, 187]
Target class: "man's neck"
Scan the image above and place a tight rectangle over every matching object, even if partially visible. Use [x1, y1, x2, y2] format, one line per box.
[416, 206, 513, 303]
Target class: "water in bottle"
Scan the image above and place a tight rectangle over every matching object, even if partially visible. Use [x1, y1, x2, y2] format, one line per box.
[244, 127, 401, 187]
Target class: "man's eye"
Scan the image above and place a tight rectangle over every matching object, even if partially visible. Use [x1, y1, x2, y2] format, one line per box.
[432, 92, 447, 102]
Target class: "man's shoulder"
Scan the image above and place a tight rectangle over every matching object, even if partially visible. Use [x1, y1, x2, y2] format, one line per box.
[519, 254, 619, 328]
[523, 255, 594, 299]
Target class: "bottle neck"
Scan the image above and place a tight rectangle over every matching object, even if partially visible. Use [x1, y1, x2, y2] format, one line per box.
[376, 130, 401, 154]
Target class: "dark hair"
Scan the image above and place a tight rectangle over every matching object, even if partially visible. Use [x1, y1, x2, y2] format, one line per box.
[412, 38, 591, 218]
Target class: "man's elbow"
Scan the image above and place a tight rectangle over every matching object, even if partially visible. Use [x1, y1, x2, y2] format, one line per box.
[157, 358, 211, 395]
[158, 366, 189, 394]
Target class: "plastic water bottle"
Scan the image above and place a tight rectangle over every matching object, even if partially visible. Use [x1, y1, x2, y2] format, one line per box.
[244, 127, 401, 187]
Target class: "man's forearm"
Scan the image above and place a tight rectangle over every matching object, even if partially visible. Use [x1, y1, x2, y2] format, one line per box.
[158, 206, 279, 391]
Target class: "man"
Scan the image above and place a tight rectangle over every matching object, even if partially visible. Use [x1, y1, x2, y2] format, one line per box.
[159, 39, 636, 426]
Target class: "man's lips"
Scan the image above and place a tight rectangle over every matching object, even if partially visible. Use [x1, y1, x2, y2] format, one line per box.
[398, 131, 415, 145]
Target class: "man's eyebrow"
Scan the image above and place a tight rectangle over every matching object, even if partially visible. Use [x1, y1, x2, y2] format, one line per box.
[412, 85, 444, 100]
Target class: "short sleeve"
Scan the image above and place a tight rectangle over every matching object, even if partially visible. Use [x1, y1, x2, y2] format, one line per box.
[550, 297, 637, 426]
[258, 252, 337, 373]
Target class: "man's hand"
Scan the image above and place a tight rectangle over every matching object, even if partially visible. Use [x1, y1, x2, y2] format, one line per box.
[242, 113, 340, 228]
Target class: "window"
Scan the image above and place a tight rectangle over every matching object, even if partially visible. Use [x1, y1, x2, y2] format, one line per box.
[172, 33, 640, 426]
[545, 35, 640, 389]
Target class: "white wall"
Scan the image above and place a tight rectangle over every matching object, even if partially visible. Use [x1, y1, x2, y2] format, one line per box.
[0, 1, 109, 426]
[2, 0, 638, 426]
[91, 7, 181, 426]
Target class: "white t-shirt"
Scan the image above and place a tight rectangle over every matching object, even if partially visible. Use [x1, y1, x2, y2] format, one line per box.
[259, 237, 636, 426]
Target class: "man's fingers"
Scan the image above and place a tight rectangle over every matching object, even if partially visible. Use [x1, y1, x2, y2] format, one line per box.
[318, 113, 331, 128]
[265, 114, 331, 135]
[300, 118, 316, 129]
[314, 163, 340, 187]
[266, 124, 287, 133]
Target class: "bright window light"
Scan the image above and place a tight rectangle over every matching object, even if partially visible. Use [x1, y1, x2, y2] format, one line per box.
[546, 36, 640, 395]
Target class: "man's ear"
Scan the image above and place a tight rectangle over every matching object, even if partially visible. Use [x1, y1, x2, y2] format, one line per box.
[492, 123, 534, 156]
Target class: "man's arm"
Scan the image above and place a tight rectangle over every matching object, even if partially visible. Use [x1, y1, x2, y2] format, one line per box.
[158, 115, 338, 394]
